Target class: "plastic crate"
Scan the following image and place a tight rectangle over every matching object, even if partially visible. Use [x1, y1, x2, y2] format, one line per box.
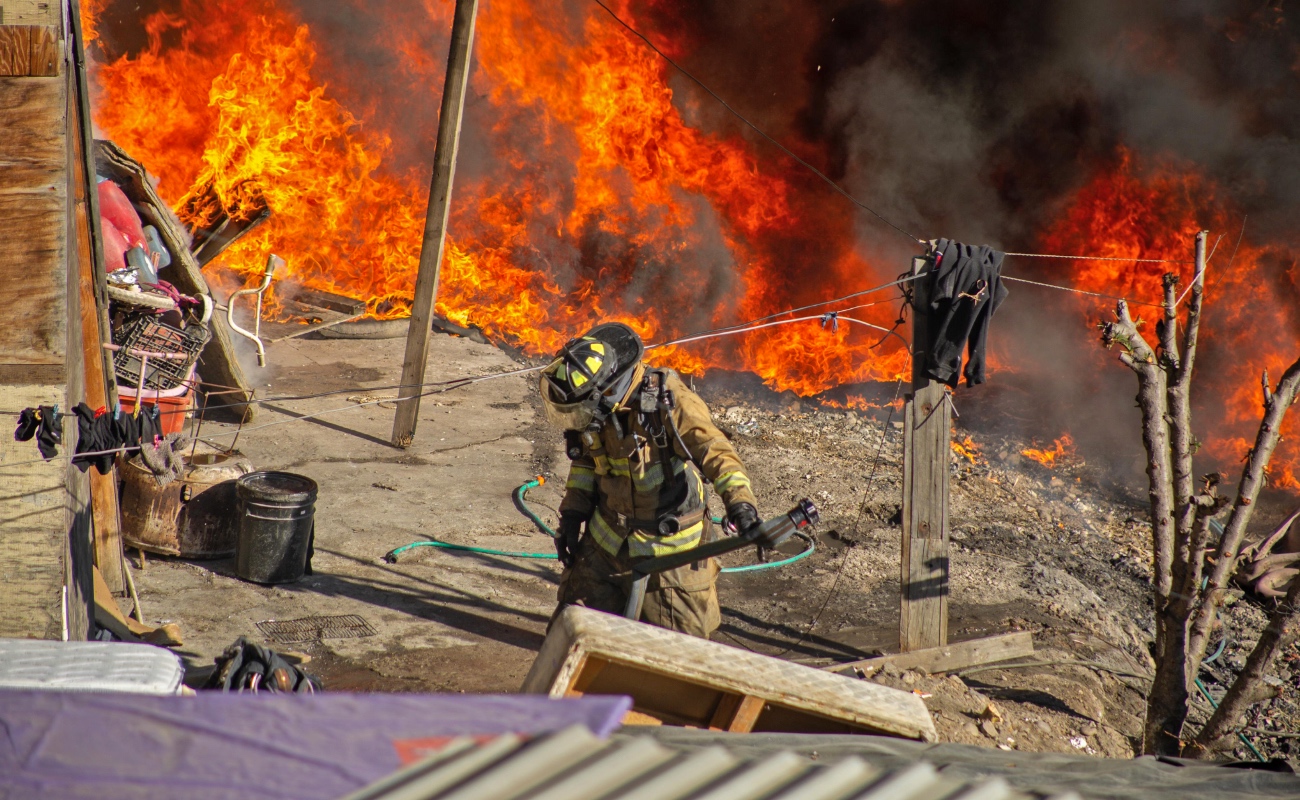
[112, 316, 208, 391]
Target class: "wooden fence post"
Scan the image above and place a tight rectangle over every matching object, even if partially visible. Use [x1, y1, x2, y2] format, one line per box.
[391, 0, 480, 448]
[901, 253, 951, 651]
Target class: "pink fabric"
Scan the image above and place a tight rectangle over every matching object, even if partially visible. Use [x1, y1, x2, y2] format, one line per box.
[101, 218, 130, 273]
[97, 180, 147, 250]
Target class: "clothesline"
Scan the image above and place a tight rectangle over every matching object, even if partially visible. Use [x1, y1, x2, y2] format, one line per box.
[1002, 275, 1167, 308]
[1003, 251, 1194, 264]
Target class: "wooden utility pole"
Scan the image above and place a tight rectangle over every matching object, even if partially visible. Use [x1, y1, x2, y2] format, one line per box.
[391, 0, 480, 448]
[900, 253, 951, 651]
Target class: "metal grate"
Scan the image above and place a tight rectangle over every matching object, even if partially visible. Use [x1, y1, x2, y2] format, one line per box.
[256, 614, 377, 644]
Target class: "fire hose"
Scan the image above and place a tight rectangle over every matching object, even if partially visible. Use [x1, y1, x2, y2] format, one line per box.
[383, 478, 816, 576]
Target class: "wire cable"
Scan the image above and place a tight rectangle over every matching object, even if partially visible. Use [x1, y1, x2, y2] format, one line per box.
[723, 378, 904, 658]
[0, 276, 922, 422]
[0, 301, 910, 471]
[587, 0, 922, 245]
[648, 274, 921, 350]
[1002, 275, 1167, 308]
[1002, 252, 1193, 264]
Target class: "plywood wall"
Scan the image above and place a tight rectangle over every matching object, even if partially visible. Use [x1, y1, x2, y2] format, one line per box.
[0, 11, 80, 636]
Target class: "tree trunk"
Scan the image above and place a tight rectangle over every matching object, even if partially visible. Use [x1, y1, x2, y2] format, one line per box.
[1186, 577, 1300, 756]
[1100, 298, 1182, 754]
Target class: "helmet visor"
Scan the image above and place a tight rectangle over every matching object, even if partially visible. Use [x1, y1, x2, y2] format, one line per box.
[540, 373, 597, 431]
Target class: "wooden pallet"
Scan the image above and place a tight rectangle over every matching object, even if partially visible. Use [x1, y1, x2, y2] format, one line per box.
[523, 607, 937, 739]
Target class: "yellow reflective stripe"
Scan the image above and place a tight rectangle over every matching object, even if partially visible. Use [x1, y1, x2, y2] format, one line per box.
[631, 462, 663, 492]
[589, 510, 626, 556]
[565, 466, 596, 493]
[628, 521, 704, 558]
[631, 460, 684, 493]
[713, 471, 751, 495]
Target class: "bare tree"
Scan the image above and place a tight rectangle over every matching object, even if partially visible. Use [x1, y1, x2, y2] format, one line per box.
[1099, 230, 1300, 756]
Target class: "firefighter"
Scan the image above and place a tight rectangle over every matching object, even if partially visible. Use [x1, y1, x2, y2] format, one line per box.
[539, 321, 761, 638]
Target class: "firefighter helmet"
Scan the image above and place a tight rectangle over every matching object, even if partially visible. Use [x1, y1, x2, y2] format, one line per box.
[540, 322, 644, 430]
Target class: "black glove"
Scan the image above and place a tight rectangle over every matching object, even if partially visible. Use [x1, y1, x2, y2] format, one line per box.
[727, 503, 761, 537]
[556, 512, 586, 568]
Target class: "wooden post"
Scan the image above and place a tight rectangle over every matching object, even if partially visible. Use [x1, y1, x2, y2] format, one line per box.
[69, 1, 125, 594]
[900, 254, 951, 651]
[391, 0, 480, 448]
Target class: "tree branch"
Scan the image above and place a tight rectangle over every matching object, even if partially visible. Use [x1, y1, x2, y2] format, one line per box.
[1187, 577, 1300, 757]
[1170, 238, 1206, 619]
[1180, 475, 1229, 612]
[1169, 234, 1207, 589]
[1188, 355, 1300, 669]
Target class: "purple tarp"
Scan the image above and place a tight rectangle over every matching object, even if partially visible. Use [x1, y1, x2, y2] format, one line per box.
[0, 691, 631, 800]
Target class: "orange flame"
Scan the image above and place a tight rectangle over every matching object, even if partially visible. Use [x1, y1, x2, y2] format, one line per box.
[952, 435, 980, 465]
[1021, 434, 1076, 469]
[83, 0, 909, 400]
[1040, 149, 1298, 486]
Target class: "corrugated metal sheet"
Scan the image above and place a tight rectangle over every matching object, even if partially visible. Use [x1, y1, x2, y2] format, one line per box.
[339, 725, 1084, 800]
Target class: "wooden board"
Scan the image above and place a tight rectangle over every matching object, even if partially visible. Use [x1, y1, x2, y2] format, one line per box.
[0, 77, 68, 369]
[0, 1, 61, 26]
[0, 25, 58, 76]
[901, 254, 951, 652]
[0, 385, 68, 639]
[708, 694, 766, 733]
[825, 632, 1035, 676]
[69, 68, 124, 594]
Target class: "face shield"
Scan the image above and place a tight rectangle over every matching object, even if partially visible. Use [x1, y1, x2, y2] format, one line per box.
[539, 360, 645, 432]
[540, 370, 598, 431]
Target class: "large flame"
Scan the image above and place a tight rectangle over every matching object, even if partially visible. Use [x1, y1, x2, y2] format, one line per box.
[84, 0, 908, 398]
[1040, 149, 1299, 487]
[84, 2, 1297, 486]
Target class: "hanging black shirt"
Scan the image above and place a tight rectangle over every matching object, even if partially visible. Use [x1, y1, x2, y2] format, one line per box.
[924, 238, 1009, 387]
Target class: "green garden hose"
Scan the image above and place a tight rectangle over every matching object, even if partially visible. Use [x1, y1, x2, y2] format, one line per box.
[383, 479, 816, 573]
[1195, 634, 1266, 762]
[512, 476, 557, 538]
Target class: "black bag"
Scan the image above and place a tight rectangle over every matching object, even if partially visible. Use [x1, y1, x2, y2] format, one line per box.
[204, 636, 322, 693]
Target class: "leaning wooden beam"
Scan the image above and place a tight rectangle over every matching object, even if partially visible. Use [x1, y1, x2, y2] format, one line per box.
[69, 44, 125, 594]
[824, 632, 1034, 676]
[392, 0, 480, 447]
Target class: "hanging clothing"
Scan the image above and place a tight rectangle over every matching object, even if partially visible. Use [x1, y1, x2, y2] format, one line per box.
[68, 403, 163, 474]
[924, 238, 1009, 387]
[14, 406, 63, 459]
[19, 402, 179, 479]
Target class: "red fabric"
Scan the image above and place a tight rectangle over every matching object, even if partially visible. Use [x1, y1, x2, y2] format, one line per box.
[101, 218, 130, 273]
[392, 734, 499, 766]
[97, 180, 147, 250]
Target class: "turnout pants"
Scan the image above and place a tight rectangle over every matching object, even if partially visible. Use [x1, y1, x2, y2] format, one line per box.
[554, 535, 721, 639]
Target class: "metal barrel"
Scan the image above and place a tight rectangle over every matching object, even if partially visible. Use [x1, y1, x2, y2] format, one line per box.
[234, 471, 318, 584]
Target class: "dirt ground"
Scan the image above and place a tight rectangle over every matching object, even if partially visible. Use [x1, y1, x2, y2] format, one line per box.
[130, 331, 1300, 765]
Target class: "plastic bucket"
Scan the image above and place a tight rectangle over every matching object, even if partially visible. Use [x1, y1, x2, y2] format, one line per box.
[235, 471, 318, 584]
